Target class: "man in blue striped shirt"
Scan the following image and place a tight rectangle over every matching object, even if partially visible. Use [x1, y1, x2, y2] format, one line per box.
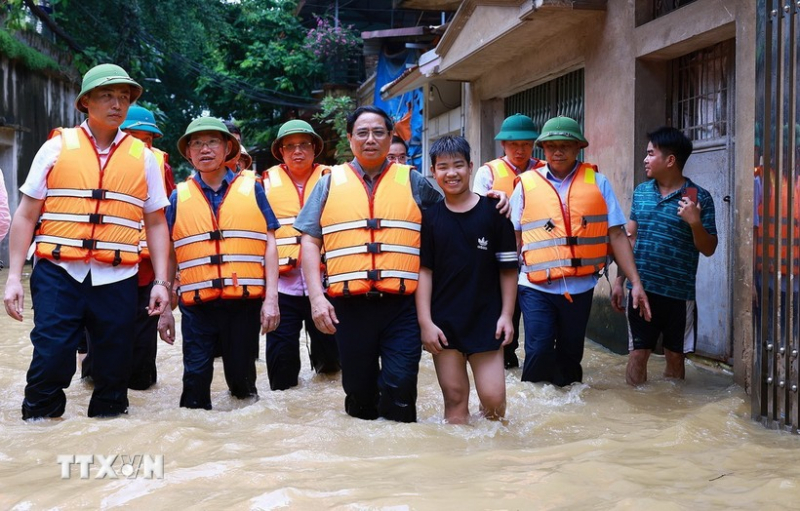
[612, 127, 717, 385]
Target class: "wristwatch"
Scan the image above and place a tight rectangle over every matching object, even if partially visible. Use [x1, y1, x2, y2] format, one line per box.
[153, 279, 172, 289]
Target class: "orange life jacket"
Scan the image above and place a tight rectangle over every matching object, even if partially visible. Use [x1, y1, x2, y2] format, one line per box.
[518, 163, 609, 284]
[485, 157, 543, 196]
[320, 163, 421, 296]
[34, 127, 147, 266]
[756, 170, 800, 275]
[173, 172, 267, 305]
[139, 147, 169, 260]
[265, 163, 329, 273]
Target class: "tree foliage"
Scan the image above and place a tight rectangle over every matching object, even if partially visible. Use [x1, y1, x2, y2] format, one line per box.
[4, 0, 326, 164]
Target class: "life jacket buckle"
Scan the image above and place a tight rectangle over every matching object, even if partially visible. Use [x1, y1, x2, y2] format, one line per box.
[81, 239, 97, 250]
[367, 269, 381, 281]
[366, 242, 381, 254]
[566, 236, 578, 246]
[91, 189, 107, 200]
[210, 278, 224, 289]
[366, 218, 381, 230]
[570, 258, 581, 267]
[88, 213, 103, 224]
[209, 230, 223, 241]
[209, 254, 223, 265]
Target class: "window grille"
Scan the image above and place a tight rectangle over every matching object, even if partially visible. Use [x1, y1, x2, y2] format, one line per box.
[504, 69, 584, 160]
[670, 40, 734, 143]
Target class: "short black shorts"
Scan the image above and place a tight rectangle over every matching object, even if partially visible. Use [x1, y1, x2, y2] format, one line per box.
[627, 291, 696, 353]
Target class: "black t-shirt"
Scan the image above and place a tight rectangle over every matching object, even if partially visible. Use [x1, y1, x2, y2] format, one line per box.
[420, 195, 518, 354]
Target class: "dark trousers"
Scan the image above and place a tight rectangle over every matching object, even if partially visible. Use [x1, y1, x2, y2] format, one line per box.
[23, 259, 137, 419]
[80, 283, 158, 390]
[266, 293, 340, 391]
[330, 294, 421, 423]
[179, 299, 260, 409]
[518, 285, 594, 387]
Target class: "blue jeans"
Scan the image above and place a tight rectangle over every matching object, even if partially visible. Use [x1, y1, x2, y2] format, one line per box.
[330, 294, 421, 423]
[518, 285, 594, 386]
[265, 293, 340, 390]
[24, 260, 137, 419]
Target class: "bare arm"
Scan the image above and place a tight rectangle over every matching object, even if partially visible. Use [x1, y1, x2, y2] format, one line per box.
[678, 197, 717, 256]
[496, 268, 518, 345]
[143, 209, 170, 316]
[416, 266, 447, 354]
[301, 234, 338, 334]
[609, 225, 651, 321]
[3, 195, 44, 320]
[611, 220, 637, 312]
[261, 230, 280, 333]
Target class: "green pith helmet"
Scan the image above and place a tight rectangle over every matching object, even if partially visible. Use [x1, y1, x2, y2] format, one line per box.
[120, 105, 163, 138]
[495, 113, 539, 141]
[178, 117, 241, 164]
[75, 64, 143, 114]
[271, 119, 324, 161]
[536, 116, 588, 148]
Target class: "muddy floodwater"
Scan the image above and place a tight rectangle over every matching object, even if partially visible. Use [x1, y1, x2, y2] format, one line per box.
[1, 270, 799, 510]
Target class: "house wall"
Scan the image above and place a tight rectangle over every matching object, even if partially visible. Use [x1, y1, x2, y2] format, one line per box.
[0, 52, 80, 262]
[451, 0, 754, 383]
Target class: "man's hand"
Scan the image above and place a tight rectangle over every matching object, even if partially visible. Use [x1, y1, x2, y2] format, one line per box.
[158, 311, 176, 345]
[487, 190, 510, 216]
[421, 322, 447, 354]
[611, 277, 626, 313]
[495, 314, 514, 347]
[677, 196, 701, 226]
[629, 281, 652, 322]
[147, 284, 170, 316]
[260, 295, 280, 334]
[3, 277, 24, 321]
[310, 294, 338, 334]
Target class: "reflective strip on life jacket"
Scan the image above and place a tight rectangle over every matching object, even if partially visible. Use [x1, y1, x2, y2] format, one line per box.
[320, 163, 421, 296]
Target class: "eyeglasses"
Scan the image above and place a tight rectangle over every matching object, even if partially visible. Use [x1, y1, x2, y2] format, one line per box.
[387, 154, 408, 163]
[188, 138, 223, 151]
[353, 129, 388, 141]
[281, 141, 314, 152]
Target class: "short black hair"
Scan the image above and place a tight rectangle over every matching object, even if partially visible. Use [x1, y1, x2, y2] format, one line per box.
[429, 135, 471, 167]
[390, 136, 408, 149]
[223, 120, 241, 136]
[647, 126, 693, 170]
[346, 105, 393, 135]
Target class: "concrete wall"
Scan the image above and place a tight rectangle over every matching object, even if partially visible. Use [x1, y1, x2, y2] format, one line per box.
[447, 0, 755, 369]
[0, 52, 80, 262]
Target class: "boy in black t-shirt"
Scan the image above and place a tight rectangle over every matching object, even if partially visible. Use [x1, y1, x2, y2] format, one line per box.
[416, 136, 519, 424]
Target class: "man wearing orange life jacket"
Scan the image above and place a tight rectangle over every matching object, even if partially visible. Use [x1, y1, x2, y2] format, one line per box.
[262, 120, 340, 391]
[158, 117, 280, 410]
[79, 105, 177, 389]
[474, 113, 544, 370]
[296, 106, 510, 422]
[510, 116, 651, 386]
[3, 64, 171, 419]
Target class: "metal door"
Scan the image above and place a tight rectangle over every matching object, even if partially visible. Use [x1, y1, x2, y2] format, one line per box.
[670, 40, 735, 362]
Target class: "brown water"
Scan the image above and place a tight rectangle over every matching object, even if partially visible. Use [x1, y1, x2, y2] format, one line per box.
[1, 271, 799, 510]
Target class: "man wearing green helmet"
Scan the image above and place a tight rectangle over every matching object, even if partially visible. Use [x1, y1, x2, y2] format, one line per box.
[475, 113, 544, 369]
[510, 116, 651, 386]
[261, 120, 340, 391]
[3, 64, 172, 419]
[158, 117, 281, 410]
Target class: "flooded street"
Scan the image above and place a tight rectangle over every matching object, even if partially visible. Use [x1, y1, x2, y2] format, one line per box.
[1, 270, 799, 510]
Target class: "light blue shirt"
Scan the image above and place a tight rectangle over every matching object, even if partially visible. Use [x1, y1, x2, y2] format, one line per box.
[510, 162, 626, 295]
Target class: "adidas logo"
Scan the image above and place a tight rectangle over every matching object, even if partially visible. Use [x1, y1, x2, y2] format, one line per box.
[477, 237, 488, 250]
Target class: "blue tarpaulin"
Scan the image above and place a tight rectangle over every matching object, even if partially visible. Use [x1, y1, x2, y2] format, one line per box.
[373, 48, 424, 171]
